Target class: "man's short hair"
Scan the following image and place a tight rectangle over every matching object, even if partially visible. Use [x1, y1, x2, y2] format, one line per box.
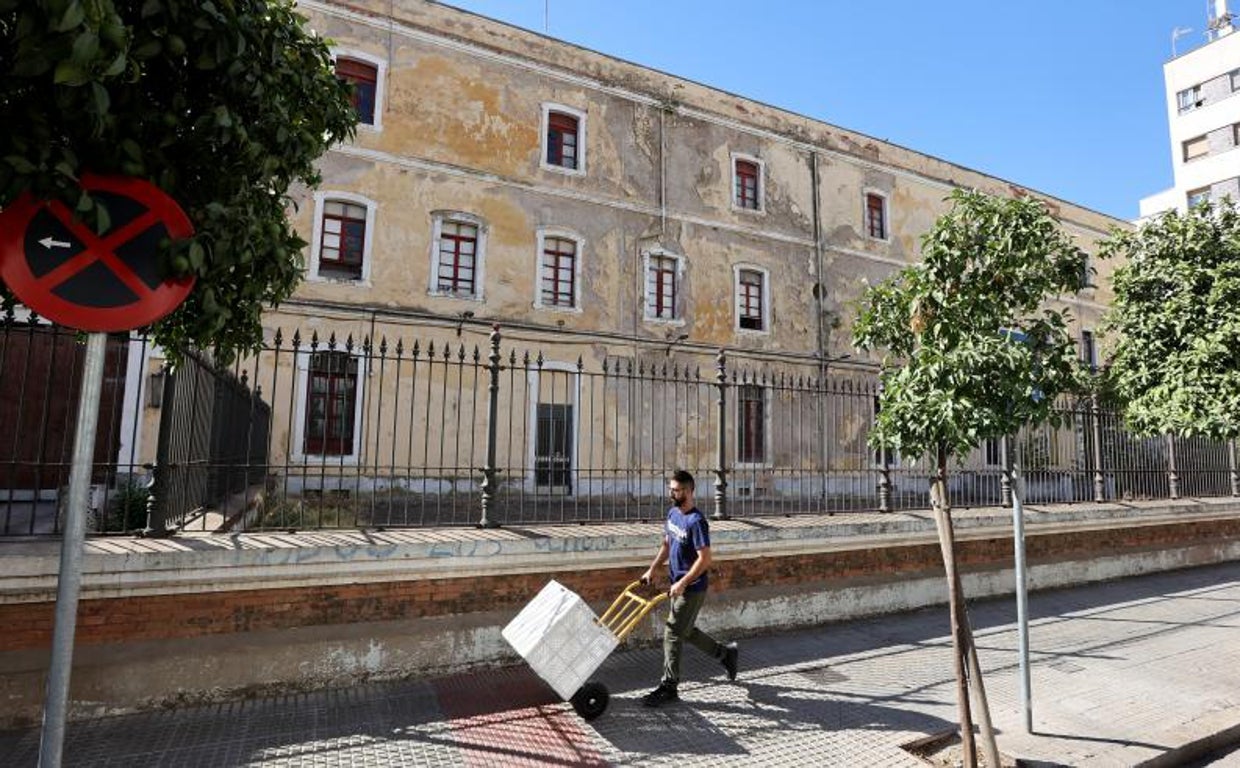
[670, 469, 695, 490]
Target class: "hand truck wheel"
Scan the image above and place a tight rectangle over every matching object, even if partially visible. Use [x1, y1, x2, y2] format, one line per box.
[570, 681, 609, 721]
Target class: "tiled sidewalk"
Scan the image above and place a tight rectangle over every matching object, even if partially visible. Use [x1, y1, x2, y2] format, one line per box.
[4, 561, 1240, 766]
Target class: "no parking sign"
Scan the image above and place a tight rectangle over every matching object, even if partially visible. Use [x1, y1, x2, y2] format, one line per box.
[0, 174, 195, 331]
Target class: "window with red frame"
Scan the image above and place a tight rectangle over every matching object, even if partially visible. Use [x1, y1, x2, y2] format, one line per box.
[540, 236, 577, 308]
[304, 351, 358, 456]
[335, 58, 377, 125]
[865, 192, 887, 240]
[735, 159, 760, 210]
[738, 269, 764, 330]
[738, 385, 766, 463]
[646, 254, 678, 320]
[546, 112, 580, 170]
[436, 220, 479, 297]
[318, 200, 366, 280]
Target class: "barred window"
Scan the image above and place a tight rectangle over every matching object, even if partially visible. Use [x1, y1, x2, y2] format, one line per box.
[738, 385, 766, 464]
[304, 352, 358, 456]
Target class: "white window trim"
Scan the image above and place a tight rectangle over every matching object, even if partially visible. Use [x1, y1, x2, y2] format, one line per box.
[290, 346, 369, 465]
[540, 103, 588, 176]
[641, 248, 686, 326]
[428, 211, 487, 302]
[307, 190, 377, 285]
[533, 227, 584, 313]
[734, 383, 772, 469]
[729, 152, 766, 214]
[524, 361, 582, 494]
[332, 48, 386, 132]
[863, 188, 891, 243]
[732, 263, 771, 335]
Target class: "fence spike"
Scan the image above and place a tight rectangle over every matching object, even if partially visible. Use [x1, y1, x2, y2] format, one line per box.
[427, 340, 435, 357]
[308, 330, 319, 349]
[273, 327, 284, 348]
[395, 338, 404, 357]
[509, 349, 517, 365]
[473, 345, 481, 363]
[626, 357, 633, 375]
[411, 339, 420, 358]
[638, 359, 645, 376]
[456, 343, 465, 361]
[661, 360, 668, 377]
[442, 343, 451, 361]
[522, 349, 530, 367]
[602, 357, 610, 375]
[577, 355, 584, 372]
[536, 350, 544, 368]
[343, 334, 353, 353]
[379, 336, 387, 356]
[240, 369, 249, 388]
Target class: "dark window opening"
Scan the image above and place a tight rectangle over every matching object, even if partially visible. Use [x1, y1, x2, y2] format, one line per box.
[336, 58, 377, 125]
[546, 112, 580, 170]
[304, 352, 358, 456]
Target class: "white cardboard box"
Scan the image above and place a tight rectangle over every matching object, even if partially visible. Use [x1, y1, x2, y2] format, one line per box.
[502, 580, 619, 700]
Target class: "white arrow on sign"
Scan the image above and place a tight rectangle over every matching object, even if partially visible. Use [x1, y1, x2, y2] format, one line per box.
[39, 236, 71, 250]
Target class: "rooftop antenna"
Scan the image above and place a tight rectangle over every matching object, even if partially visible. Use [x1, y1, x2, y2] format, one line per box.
[1172, 25, 1193, 56]
[1208, 0, 1235, 39]
[544, 0, 549, 33]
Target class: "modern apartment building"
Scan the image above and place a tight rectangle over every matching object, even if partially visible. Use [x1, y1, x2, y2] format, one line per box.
[1140, 0, 1240, 217]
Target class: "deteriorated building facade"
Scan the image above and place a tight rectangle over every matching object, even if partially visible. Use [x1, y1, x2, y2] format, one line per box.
[228, 0, 1130, 518]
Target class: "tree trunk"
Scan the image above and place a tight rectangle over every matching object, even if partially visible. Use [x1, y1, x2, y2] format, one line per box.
[932, 444, 976, 767]
[933, 444, 1001, 767]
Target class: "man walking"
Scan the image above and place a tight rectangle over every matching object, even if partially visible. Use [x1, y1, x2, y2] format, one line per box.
[640, 469, 738, 707]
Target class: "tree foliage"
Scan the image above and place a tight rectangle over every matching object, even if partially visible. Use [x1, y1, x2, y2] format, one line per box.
[1102, 200, 1240, 440]
[853, 189, 1089, 462]
[0, 0, 356, 359]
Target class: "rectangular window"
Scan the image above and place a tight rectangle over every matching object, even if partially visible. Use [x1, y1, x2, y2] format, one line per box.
[304, 352, 358, 456]
[335, 58, 377, 125]
[1231, 69, 1239, 92]
[540, 236, 577, 308]
[546, 112, 579, 170]
[646, 254, 678, 320]
[865, 192, 887, 240]
[1081, 330, 1097, 369]
[319, 201, 367, 280]
[1188, 187, 1212, 208]
[436, 220, 478, 296]
[1178, 85, 1203, 113]
[734, 159, 759, 210]
[1183, 135, 1210, 162]
[984, 437, 1002, 467]
[738, 269, 764, 331]
[738, 385, 766, 464]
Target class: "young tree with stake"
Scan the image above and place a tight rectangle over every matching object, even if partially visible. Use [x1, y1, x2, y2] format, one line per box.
[854, 188, 1090, 767]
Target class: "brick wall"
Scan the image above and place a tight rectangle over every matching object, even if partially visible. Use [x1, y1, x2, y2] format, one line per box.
[5, 517, 1238, 653]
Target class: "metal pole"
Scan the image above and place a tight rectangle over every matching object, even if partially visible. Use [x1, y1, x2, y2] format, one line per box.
[144, 362, 175, 537]
[1090, 389, 1106, 503]
[712, 349, 728, 520]
[1166, 434, 1180, 500]
[478, 325, 501, 528]
[1228, 439, 1238, 497]
[1009, 435, 1033, 734]
[39, 332, 108, 768]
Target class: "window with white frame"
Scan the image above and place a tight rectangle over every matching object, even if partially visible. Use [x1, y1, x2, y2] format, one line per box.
[430, 214, 485, 299]
[541, 104, 586, 174]
[311, 193, 375, 282]
[332, 50, 385, 130]
[736, 267, 767, 332]
[1178, 85, 1204, 113]
[732, 155, 762, 211]
[644, 252, 680, 321]
[737, 384, 767, 464]
[865, 191, 888, 240]
[537, 231, 580, 309]
[302, 351, 359, 457]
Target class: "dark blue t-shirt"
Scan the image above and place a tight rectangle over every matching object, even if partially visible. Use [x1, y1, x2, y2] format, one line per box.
[665, 506, 710, 593]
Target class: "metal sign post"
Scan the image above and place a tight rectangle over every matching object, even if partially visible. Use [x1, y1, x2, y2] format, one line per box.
[37, 332, 108, 768]
[1009, 437, 1033, 733]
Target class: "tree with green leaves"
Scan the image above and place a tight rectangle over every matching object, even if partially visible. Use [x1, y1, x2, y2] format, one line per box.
[853, 188, 1089, 767]
[1102, 200, 1240, 459]
[1, 0, 357, 359]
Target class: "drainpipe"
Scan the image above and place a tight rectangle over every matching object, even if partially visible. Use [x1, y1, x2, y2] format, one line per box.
[810, 151, 826, 376]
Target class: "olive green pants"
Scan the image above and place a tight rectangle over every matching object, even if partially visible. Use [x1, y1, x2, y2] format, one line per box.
[662, 589, 723, 686]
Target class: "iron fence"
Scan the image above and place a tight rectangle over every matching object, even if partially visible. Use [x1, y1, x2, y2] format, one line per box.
[2, 314, 1237, 536]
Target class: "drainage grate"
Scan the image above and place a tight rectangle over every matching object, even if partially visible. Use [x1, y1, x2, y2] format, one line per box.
[798, 664, 848, 685]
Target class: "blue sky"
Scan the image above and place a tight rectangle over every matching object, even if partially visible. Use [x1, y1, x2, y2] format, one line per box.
[443, 1, 1214, 221]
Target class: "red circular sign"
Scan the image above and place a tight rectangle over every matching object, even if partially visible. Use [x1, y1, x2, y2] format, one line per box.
[0, 174, 195, 332]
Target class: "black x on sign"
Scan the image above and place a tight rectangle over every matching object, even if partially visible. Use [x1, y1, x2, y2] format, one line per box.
[0, 174, 195, 332]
